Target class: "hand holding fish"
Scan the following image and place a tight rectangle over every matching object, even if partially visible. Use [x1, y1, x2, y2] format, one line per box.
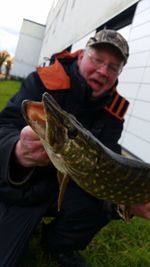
[15, 125, 51, 167]
[130, 202, 150, 220]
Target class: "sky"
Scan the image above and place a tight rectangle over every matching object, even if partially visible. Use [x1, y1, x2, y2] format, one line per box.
[0, 0, 55, 56]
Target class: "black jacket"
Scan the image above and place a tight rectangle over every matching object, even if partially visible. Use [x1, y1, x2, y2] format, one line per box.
[0, 54, 129, 206]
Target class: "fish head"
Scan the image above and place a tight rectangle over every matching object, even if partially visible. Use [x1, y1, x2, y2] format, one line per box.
[42, 92, 80, 153]
[22, 92, 86, 155]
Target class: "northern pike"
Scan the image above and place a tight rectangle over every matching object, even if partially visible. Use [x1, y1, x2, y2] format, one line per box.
[22, 92, 150, 212]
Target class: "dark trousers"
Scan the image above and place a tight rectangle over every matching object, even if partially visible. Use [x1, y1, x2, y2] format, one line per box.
[0, 181, 113, 267]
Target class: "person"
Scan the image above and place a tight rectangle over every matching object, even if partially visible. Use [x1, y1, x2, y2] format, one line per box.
[0, 29, 149, 267]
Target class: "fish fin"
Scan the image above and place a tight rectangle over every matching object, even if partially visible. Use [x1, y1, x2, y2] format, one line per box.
[57, 171, 64, 185]
[57, 171, 70, 211]
[116, 204, 134, 223]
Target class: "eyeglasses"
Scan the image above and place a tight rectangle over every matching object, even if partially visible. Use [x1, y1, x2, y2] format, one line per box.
[86, 50, 122, 75]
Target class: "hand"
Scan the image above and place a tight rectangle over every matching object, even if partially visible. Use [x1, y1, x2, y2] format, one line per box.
[130, 202, 150, 220]
[15, 125, 51, 167]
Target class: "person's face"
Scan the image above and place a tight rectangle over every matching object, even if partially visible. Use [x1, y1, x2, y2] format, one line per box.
[77, 45, 124, 98]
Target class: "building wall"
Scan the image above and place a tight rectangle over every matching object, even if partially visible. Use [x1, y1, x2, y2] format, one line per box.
[11, 19, 45, 78]
[38, 0, 138, 65]
[118, 0, 150, 163]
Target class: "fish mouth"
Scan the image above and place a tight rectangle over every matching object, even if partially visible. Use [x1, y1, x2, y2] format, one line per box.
[43, 93, 81, 140]
[22, 92, 81, 153]
[22, 99, 46, 139]
[41, 93, 69, 150]
[22, 93, 67, 151]
[42, 92, 66, 125]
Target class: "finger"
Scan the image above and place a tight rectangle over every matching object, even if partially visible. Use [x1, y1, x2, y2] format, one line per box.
[21, 125, 40, 141]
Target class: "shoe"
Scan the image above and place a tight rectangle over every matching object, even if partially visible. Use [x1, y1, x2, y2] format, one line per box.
[51, 250, 90, 267]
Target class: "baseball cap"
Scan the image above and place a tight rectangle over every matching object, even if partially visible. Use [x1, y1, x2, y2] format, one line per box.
[86, 29, 129, 64]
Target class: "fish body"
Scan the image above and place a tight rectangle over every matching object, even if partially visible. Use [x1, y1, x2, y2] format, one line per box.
[22, 93, 150, 207]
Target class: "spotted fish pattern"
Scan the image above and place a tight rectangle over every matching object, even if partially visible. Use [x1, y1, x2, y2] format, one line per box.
[22, 93, 150, 207]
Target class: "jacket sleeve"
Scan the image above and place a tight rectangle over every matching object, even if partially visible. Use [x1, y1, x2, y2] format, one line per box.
[0, 72, 45, 188]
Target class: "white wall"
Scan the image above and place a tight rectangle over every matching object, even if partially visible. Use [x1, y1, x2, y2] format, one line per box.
[118, 0, 150, 163]
[38, 0, 139, 65]
[11, 19, 45, 78]
[71, 31, 96, 52]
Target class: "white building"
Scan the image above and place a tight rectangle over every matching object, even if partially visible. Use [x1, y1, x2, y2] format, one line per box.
[118, 0, 150, 163]
[11, 0, 150, 163]
[11, 19, 45, 78]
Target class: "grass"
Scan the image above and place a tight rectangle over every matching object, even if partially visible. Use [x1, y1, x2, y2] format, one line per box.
[0, 80, 150, 267]
[27, 217, 150, 267]
[0, 79, 21, 111]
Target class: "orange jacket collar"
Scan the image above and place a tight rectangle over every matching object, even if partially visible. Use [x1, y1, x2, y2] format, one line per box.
[37, 50, 82, 90]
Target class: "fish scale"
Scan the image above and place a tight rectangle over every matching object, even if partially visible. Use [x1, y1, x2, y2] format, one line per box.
[22, 92, 150, 210]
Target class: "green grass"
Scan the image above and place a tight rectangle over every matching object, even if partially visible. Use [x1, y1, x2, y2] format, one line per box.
[27, 217, 150, 267]
[0, 79, 21, 111]
[0, 80, 150, 267]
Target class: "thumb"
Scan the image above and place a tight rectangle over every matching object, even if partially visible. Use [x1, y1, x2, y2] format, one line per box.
[21, 125, 40, 141]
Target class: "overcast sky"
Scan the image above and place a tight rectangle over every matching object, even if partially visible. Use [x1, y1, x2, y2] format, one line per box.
[0, 0, 55, 56]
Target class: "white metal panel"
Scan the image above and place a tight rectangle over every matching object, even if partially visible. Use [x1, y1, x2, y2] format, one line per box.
[119, 67, 146, 83]
[11, 61, 36, 79]
[120, 132, 150, 163]
[126, 51, 149, 68]
[118, 83, 139, 99]
[133, 6, 150, 26]
[129, 36, 150, 53]
[137, 84, 150, 101]
[15, 34, 43, 66]
[143, 67, 150, 82]
[131, 101, 150, 121]
[126, 116, 150, 139]
[130, 21, 150, 40]
[119, 84, 150, 104]
[135, 0, 150, 14]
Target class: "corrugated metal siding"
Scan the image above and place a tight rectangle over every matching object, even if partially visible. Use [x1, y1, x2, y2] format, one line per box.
[118, 0, 150, 163]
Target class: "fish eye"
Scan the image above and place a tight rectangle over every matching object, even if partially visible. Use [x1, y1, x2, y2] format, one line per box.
[67, 127, 78, 139]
